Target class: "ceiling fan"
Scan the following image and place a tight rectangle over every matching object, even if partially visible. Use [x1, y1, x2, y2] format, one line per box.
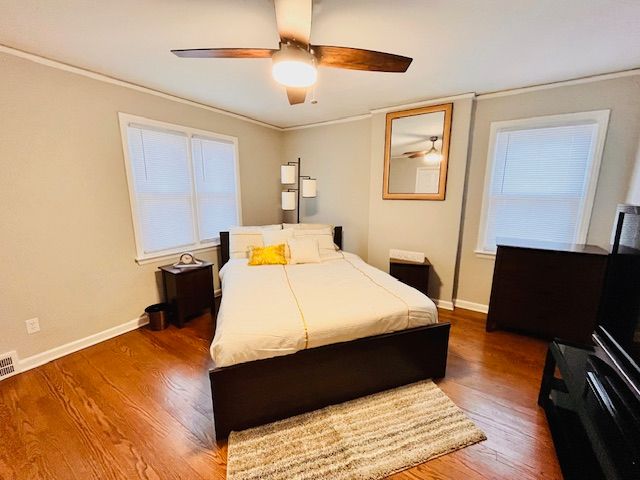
[171, 0, 412, 105]
[394, 136, 442, 164]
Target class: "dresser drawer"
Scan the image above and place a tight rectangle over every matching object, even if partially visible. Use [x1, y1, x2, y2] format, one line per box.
[487, 243, 608, 343]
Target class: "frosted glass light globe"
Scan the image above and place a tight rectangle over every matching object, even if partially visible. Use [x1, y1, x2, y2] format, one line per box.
[272, 60, 317, 88]
[423, 150, 442, 166]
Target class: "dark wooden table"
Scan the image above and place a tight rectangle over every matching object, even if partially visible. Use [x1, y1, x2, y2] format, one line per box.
[389, 259, 430, 296]
[159, 261, 215, 327]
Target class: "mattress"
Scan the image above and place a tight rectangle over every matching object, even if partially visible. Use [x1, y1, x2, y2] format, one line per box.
[210, 252, 438, 367]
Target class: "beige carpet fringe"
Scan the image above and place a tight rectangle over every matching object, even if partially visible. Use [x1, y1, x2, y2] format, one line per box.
[226, 380, 486, 480]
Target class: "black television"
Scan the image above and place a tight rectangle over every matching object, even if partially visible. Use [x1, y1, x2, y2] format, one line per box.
[599, 204, 640, 376]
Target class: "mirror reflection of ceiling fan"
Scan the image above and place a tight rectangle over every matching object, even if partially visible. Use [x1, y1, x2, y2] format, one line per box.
[394, 136, 443, 165]
[171, 0, 413, 105]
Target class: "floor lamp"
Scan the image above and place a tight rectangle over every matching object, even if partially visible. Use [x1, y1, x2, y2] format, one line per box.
[281, 157, 317, 223]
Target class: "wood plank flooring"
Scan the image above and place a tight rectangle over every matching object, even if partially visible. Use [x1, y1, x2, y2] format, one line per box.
[0, 307, 562, 479]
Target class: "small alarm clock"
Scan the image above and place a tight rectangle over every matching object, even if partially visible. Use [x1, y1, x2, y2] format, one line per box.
[173, 252, 203, 268]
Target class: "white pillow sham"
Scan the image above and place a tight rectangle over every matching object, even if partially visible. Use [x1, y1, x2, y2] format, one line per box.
[262, 228, 294, 258]
[229, 225, 282, 259]
[233, 224, 282, 232]
[291, 227, 338, 256]
[287, 237, 321, 264]
[283, 223, 334, 233]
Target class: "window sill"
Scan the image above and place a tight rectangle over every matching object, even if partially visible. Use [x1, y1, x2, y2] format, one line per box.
[135, 242, 220, 266]
[474, 249, 496, 260]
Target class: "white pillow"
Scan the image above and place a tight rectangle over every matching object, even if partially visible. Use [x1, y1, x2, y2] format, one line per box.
[287, 237, 321, 264]
[233, 224, 282, 232]
[319, 250, 344, 261]
[292, 227, 338, 256]
[283, 223, 334, 233]
[262, 229, 294, 258]
[229, 225, 282, 259]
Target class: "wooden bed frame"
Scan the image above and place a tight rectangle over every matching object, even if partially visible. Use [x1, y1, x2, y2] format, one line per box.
[210, 227, 450, 439]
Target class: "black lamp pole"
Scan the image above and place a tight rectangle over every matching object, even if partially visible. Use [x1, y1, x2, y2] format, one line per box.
[284, 157, 314, 224]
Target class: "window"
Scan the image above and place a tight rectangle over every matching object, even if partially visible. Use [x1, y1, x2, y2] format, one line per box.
[476, 110, 609, 256]
[119, 113, 241, 262]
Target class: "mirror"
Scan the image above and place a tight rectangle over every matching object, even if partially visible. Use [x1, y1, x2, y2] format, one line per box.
[383, 103, 453, 200]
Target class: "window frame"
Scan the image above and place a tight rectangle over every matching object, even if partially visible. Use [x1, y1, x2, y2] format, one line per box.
[475, 110, 610, 258]
[118, 113, 242, 264]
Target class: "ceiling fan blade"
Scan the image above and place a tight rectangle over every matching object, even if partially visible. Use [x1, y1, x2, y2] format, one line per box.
[404, 150, 427, 157]
[171, 48, 276, 58]
[274, 0, 312, 44]
[286, 87, 307, 105]
[313, 45, 412, 72]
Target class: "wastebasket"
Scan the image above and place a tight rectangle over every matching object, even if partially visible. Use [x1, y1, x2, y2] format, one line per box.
[145, 303, 171, 331]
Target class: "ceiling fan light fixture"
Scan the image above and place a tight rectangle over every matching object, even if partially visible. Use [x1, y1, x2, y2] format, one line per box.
[271, 44, 317, 88]
[423, 136, 442, 166]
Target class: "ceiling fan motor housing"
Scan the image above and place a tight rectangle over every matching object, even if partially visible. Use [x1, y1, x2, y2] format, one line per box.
[272, 42, 318, 88]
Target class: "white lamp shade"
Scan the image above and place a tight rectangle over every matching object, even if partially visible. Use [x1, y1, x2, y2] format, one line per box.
[281, 191, 296, 210]
[302, 179, 317, 198]
[281, 165, 296, 184]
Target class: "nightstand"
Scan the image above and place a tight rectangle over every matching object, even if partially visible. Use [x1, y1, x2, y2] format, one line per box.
[389, 259, 430, 296]
[159, 262, 215, 327]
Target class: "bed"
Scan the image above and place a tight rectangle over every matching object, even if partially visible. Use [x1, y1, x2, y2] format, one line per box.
[209, 226, 451, 439]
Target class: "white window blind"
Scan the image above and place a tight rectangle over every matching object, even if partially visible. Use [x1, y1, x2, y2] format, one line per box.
[127, 125, 195, 254]
[121, 114, 241, 261]
[191, 136, 239, 242]
[477, 111, 609, 254]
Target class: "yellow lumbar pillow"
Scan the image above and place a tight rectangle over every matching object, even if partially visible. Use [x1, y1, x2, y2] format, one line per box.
[248, 244, 287, 266]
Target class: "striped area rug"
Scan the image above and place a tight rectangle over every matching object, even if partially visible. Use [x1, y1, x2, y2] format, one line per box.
[226, 380, 486, 480]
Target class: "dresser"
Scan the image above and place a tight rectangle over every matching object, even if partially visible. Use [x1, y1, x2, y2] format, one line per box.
[487, 238, 609, 344]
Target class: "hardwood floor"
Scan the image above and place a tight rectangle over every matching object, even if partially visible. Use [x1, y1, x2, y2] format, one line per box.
[0, 307, 562, 479]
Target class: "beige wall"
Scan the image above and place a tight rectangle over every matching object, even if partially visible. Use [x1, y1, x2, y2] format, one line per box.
[388, 157, 423, 193]
[455, 75, 640, 306]
[282, 97, 474, 305]
[0, 52, 283, 360]
[282, 120, 371, 257]
[626, 136, 640, 204]
[367, 98, 474, 305]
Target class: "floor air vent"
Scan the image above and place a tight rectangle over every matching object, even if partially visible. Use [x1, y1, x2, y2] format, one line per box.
[0, 351, 18, 380]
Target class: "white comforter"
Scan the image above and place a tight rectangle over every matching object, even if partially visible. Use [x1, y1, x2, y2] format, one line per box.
[210, 252, 438, 367]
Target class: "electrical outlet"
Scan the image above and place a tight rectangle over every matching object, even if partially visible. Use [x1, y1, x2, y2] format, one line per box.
[25, 317, 40, 334]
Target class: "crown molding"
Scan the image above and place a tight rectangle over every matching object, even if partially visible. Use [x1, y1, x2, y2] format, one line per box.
[0, 44, 283, 131]
[283, 93, 477, 131]
[477, 68, 640, 100]
[282, 113, 372, 131]
[369, 92, 477, 114]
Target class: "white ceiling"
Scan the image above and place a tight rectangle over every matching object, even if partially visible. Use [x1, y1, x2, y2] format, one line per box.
[391, 112, 445, 157]
[1, 0, 639, 128]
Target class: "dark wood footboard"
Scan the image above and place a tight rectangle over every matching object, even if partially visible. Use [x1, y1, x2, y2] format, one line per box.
[209, 321, 450, 439]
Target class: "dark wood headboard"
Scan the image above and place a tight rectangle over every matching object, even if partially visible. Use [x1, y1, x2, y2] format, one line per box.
[219, 226, 343, 270]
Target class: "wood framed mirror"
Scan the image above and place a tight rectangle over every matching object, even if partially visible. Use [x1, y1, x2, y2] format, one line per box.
[383, 103, 453, 200]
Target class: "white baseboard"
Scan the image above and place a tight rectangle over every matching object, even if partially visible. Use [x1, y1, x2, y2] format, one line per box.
[433, 299, 454, 311]
[453, 299, 489, 314]
[18, 315, 148, 374]
[17, 293, 222, 376]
